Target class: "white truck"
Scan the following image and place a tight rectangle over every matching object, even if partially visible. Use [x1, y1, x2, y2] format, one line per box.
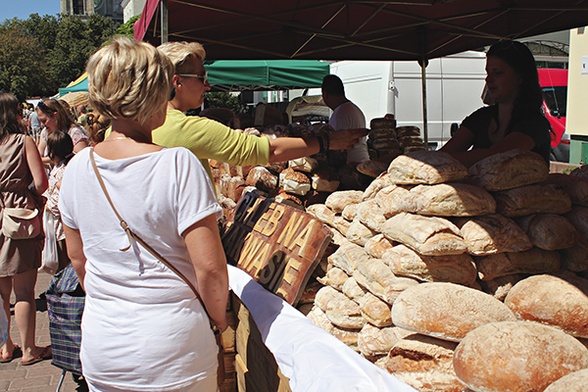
[299, 51, 488, 149]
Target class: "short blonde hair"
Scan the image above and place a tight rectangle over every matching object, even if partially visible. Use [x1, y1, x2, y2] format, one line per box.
[157, 41, 206, 74]
[86, 36, 173, 125]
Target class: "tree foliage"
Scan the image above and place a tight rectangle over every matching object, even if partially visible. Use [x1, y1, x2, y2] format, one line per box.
[205, 92, 242, 113]
[0, 13, 118, 99]
[117, 15, 140, 37]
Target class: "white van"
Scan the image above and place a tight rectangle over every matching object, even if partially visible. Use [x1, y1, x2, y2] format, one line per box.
[316, 51, 488, 149]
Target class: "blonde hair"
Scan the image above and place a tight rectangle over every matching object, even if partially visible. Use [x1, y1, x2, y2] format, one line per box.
[85, 112, 111, 145]
[86, 36, 173, 125]
[157, 41, 206, 74]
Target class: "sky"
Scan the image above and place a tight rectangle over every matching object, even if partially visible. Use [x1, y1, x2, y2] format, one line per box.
[0, 0, 60, 23]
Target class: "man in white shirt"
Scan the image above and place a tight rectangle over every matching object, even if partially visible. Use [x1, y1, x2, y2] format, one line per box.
[322, 74, 370, 164]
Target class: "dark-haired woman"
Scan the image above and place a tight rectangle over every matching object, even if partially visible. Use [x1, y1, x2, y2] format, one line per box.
[43, 130, 75, 272]
[441, 40, 551, 167]
[36, 99, 89, 165]
[0, 93, 51, 365]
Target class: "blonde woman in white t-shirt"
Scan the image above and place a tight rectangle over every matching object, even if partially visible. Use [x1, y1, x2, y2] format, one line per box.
[59, 36, 228, 392]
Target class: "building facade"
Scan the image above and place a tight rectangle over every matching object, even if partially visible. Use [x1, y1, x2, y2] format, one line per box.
[60, 0, 123, 22]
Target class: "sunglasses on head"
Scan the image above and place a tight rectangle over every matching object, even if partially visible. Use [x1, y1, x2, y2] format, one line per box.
[38, 101, 57, 113]
[178, 73, 208, 83]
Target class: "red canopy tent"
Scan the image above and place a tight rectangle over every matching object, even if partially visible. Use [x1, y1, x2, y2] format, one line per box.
[134, 0, 588, 61]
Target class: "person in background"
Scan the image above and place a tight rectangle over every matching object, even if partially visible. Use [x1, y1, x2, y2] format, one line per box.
[43, 130, 75, 273]
[85, 112, 110, 146]
[0, 92, 51, 366]
[440, 40, 551, 167]
[199, 107, 237, 127]
[36, 99, 89, 165]
[76, 104, 88, 127]
[59, 36, 228, 391]
[154, 41, 367, 183]
[321, 74, 370, 165]
[28, 105, 41, 144]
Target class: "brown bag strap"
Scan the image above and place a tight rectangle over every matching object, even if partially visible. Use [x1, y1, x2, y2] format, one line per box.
[89, 149, 219, 332]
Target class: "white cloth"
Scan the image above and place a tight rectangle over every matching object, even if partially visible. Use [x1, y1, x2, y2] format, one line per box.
[43, 160, 66, 240]
[329, 101, 370, 164]
[59, 147, 222, 392]
[228, 266, 417, 392]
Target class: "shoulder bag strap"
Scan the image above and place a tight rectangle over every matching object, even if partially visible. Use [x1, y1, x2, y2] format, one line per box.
[88, 150, 218, 330]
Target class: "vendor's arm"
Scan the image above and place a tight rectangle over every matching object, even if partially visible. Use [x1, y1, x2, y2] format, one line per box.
[183, 214, 229, 332]
[268, 128, 367, 163]
[441, 125, 536, 167]
[64, 225, 87, 290]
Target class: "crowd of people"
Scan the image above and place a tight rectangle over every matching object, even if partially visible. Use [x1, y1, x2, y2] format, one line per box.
[0, 35, 550, 391]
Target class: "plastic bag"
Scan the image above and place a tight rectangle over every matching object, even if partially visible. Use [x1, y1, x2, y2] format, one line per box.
[40, 209, 59, 275]
[0, 294, 8, 347]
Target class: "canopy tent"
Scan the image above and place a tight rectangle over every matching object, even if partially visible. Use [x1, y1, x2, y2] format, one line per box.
[205, 59, 329, 91]
[57, 61, 328, 94]
[134, 0, 588, 61]
[59, 72, 88, 95]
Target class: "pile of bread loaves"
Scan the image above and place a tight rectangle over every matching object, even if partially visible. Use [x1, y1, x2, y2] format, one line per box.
[302, 149, 588, 392]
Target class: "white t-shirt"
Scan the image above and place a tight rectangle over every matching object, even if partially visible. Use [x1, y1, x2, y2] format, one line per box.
[59, 147, 222, 391]
[329, 100, 370, 164]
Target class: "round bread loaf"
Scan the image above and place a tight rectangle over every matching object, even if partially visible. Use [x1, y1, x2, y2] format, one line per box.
[504, 274, 588, 338]
[453, 321, 588, 392]
[544, 368, 588, 392]
[370, 117, 397, 129]
[391, 282, 516, 342]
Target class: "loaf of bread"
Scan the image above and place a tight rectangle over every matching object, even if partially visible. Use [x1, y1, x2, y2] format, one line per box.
[455, 213, 532, 255]
[565, 206, 588, 240]
[356, 199, 387, 232]
[358, 324, 410, 360]
[288, 156, 318, 173]
[305, 204, 336, 227]
[505, 274, 588, 338]
[375, 185, 413, 217]
[408, 182, 496, 217]
[384, 334, 465, 392]
[311, 167, 340, 192]
[325, 190, 364, 213]
[280, 167, 311, 196]
[544, 368, 588, 392]
[353, 258, 419, 305]
[341, 204, 358, 221]
[357, 160, 389, 178]
[453, 321, 588, 392]
[341, 277, 367, 304]
[362, 172, 393, 200]
[545, 173, 588, 207]
[220, 174, 246, 202]
[475, 247, 561, 281]
[314, 286, 365, 329]
[391, 282, 516, 342]
[516, 214, 578, 250]
[307, 306, 359, 349]
[387, 150, 468, 185]
[333, 215, 352, 236]
[395, 126, 421, 138]
[382, 244, 478, 286]
[371, 117, 397, 130]
[479, 274, 526, 301]
[316, 267, 349, 291]
[346, 219, 377, 247]
[274, 190, 303, 210]
[559, 242, 588, 272]
[364, 234, 395, 259]
[494, 183, 572, 217]
[381, 212, 467, 256]
[327, 242, 370, 275]
[245, 166, 278, 191]
[358, 292, 393, 328]
[468, 149, 549, 191]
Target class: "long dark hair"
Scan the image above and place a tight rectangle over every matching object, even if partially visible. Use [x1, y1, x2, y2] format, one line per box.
[0, 93, 24, 141]
[47, 130, 74, 165]
[486, 40, 544, 125]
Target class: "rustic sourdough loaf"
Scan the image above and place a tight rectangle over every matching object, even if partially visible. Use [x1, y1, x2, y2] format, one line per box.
[314, 285, 365, 330]
[387, 150, 468, 185]
[364, 234, 395, 259]
[468, 149, 549, 191]
[455, 213, 532, 255]
[391, 282, 516, 342]
[516, 214, 578, 250]
[475, 247, 560, 281]
[453, 321, 588, 392]
[494, 183, 572, 217]
[408, 182, 496, 217]
[543, 368, 588, 392]
[504, 274, 588, 338]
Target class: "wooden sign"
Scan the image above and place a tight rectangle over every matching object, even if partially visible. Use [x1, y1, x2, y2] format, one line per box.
[222, 192, 333, 305]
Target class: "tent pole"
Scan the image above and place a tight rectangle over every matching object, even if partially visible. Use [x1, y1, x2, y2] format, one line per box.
[161, 0, 168, 43]
[420, 59, 429, 148]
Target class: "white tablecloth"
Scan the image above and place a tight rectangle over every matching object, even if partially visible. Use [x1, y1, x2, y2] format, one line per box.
[228, 265, 417, 392]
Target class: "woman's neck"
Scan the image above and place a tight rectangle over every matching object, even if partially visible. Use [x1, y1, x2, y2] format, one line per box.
[109, 119, 152, 144]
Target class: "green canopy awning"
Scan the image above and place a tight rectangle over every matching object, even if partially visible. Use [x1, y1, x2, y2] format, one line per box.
[204, 60, 329, 91]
